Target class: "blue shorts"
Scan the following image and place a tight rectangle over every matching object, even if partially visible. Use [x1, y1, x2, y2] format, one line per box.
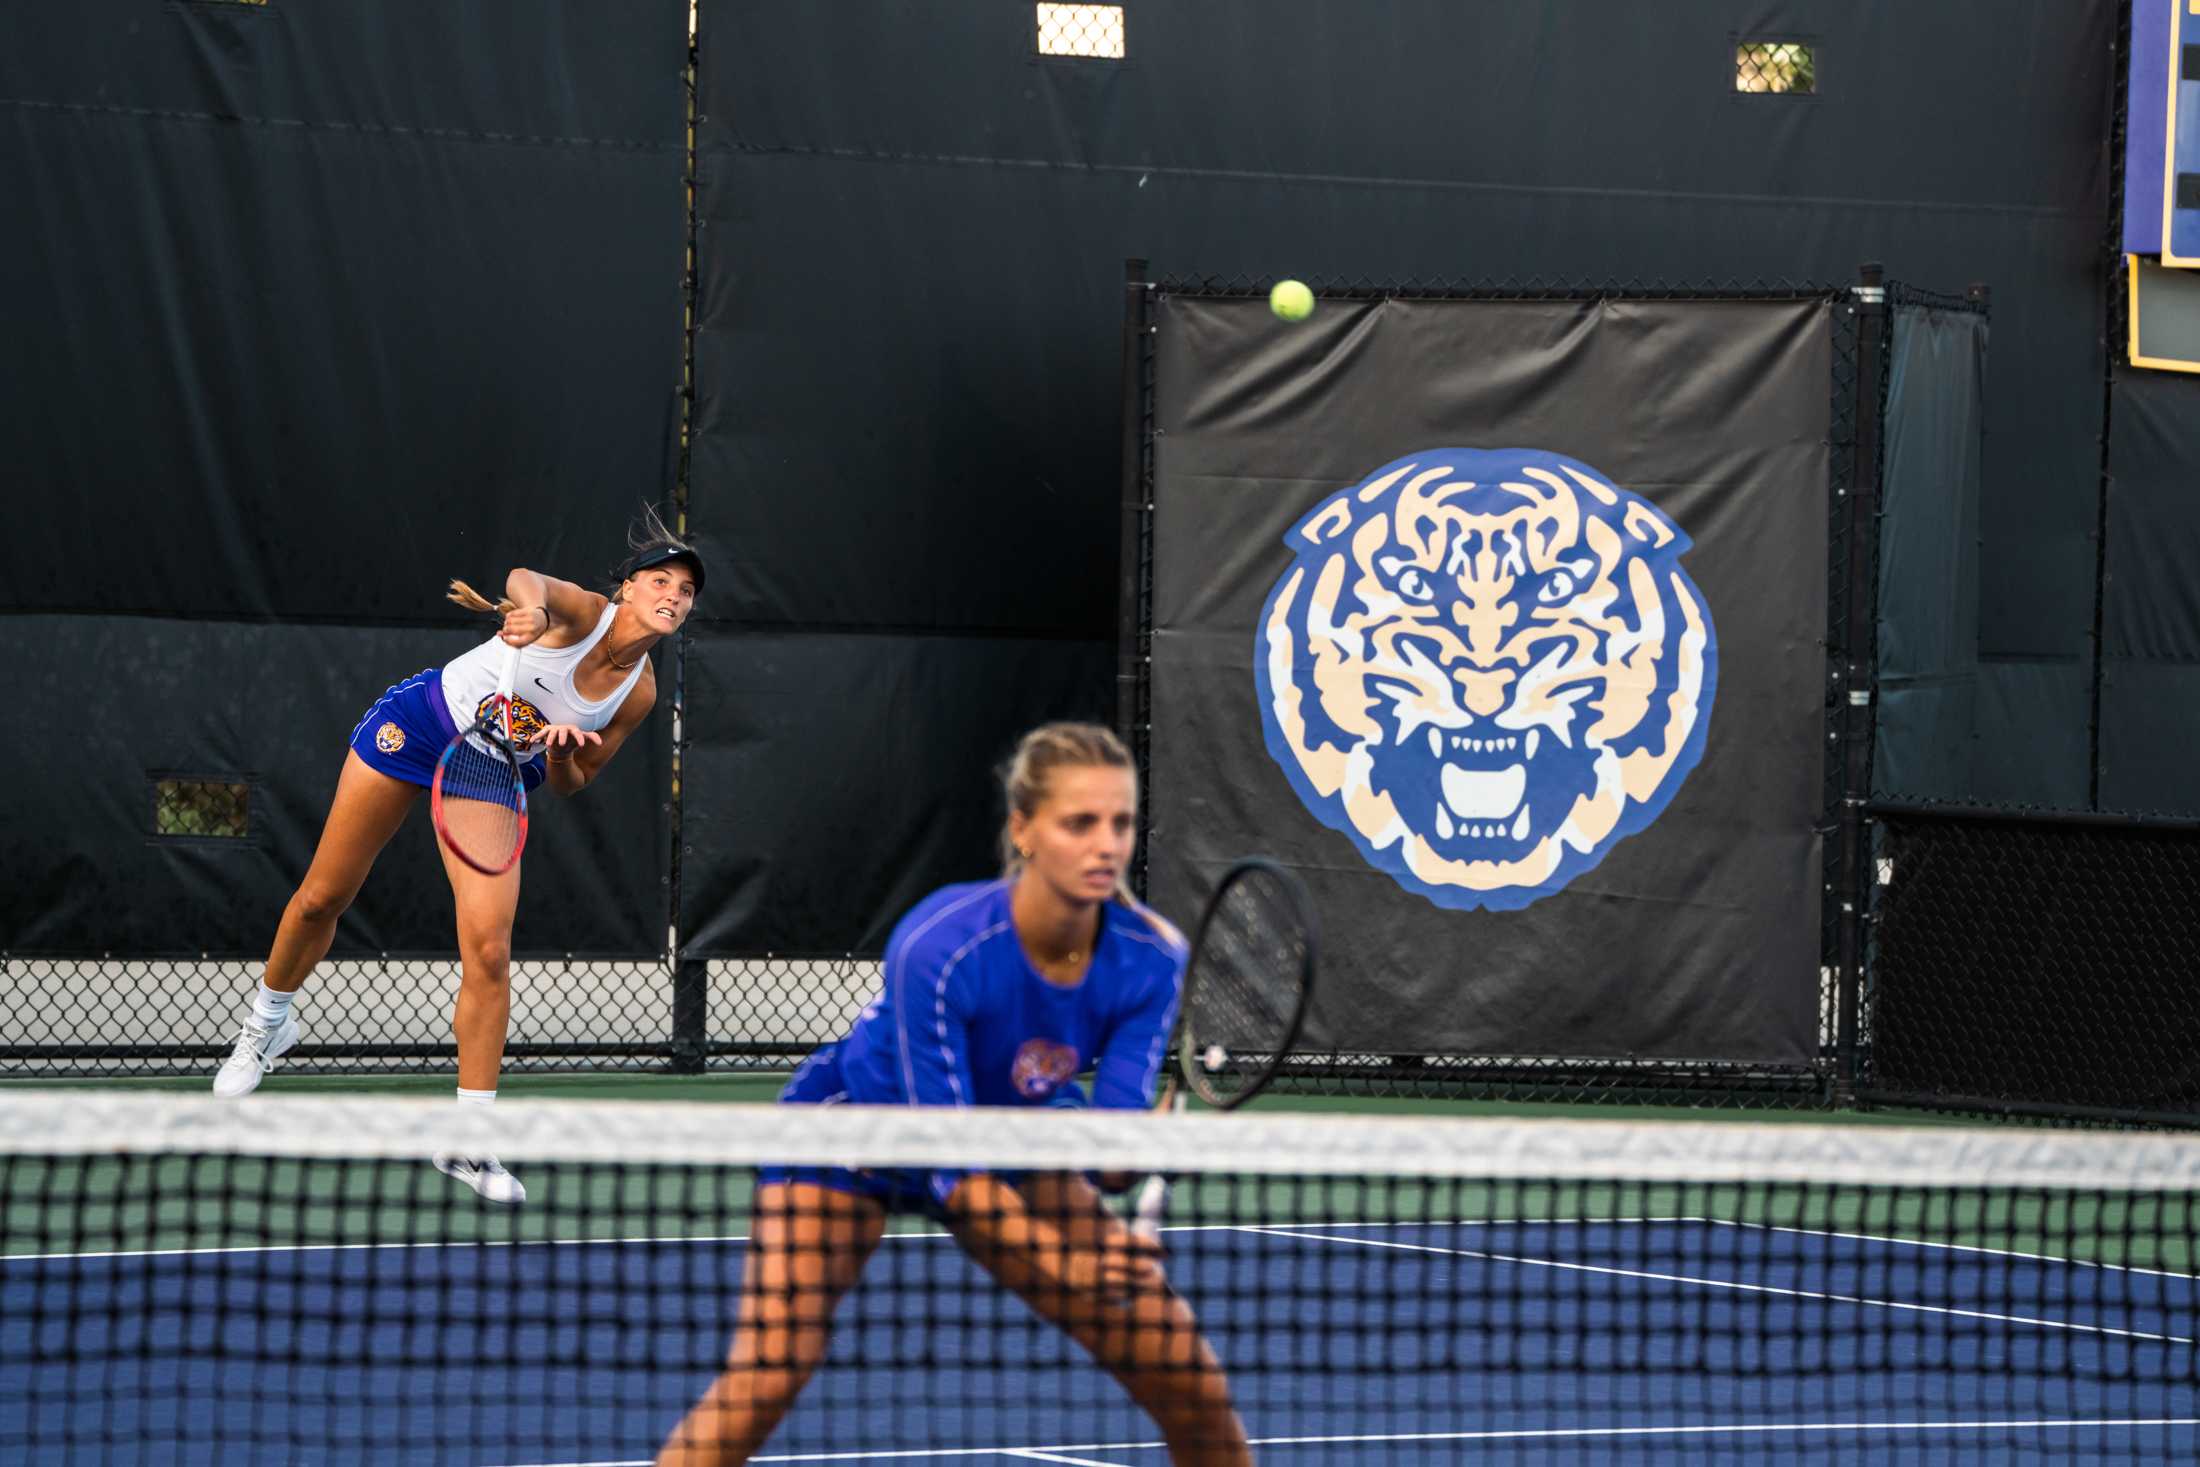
[348, 668, 545, 792]
[758, 1043, 1086, 1216]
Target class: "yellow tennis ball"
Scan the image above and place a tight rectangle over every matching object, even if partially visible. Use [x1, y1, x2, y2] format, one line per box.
[1269, 279, 1315, 322]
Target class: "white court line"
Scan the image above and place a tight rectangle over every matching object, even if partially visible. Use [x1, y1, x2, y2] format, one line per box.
[16, 1211, 2197, 1281]
[1735, 1217, 2200, 1281]
[0, 1222, 982, 1266]
[1252, 1215, 2200, 1282]
[0, 1233, 761, 1265]
[0, 1223, 1158, 1266]
[495, 1417, 2200, 1466]
[0, 1219, 1700, 1266]
[1235, 1226, 2197, 1344]
[1208, 1419, 2200, 1451]
[23, 1207, 2194, 1280]
[501, 1448, 1163, 1466]
[0, 1219, 1548, 1265]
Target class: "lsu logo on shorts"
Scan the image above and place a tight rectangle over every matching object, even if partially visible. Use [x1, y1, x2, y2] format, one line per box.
[374, 722, 406, 754]
[476, 693, 549, 749]
[1009, 1039, 1080, 1099]
[1255, 446, 1718, 912]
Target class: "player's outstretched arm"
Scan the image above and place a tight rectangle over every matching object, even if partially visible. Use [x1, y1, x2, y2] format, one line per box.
[543, 668, 657, 796]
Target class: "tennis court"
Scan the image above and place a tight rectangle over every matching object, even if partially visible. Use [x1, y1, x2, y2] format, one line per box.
[5, 1094, 2196, 1464]
[10, 8, 2200, 1465]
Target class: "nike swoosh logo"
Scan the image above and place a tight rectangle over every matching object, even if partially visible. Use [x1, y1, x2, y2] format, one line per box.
[532, 677, 552, 693]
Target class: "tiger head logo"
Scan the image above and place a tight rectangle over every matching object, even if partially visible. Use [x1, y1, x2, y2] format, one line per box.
[476, 693, 548, 751]
[1010, 1038, 1080, 1099]
[1256, 447, 1717, 911]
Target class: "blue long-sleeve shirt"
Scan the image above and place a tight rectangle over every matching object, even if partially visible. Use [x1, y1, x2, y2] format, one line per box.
[834, 880, 1185, 1202]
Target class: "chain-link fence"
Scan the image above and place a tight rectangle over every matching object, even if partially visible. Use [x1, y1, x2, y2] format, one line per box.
[0, 954, 877, 1079]
[1033, 3, 1126, 60]
[1733, 41, 1816, 96]
[1861, 807, 2200, 1125]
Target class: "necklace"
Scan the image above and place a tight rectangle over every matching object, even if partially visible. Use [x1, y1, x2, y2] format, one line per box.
[607, 647, 644, 671]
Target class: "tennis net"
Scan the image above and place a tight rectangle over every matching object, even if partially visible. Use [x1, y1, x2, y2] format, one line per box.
[3, 1091, 2197, 1464]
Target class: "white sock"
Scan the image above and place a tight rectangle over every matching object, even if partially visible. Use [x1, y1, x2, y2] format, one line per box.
[456, 1087, 497, 1107]
[251, 983, 295, 1029]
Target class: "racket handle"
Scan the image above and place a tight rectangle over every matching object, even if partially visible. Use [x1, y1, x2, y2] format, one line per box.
[496, 641, 522, 697]
[1131, 1173, 1170, 1241]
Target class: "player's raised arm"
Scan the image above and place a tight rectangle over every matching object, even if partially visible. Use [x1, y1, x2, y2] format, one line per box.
[500, 568, 604, 645]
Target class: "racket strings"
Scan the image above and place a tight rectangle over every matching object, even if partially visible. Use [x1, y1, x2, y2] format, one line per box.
[1185, 876, 1310, 1096]
[438, 736, 524, 864]
[1193, 933, 1292, 1039]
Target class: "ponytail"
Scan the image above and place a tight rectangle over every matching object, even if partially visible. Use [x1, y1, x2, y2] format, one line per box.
[446, 579, 516, 617]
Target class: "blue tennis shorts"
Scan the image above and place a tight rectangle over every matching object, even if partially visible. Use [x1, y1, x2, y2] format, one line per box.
[756, 1043, 1085, 1216]
[756, 1044, 936, 1213]
[348, 668, 545, 792]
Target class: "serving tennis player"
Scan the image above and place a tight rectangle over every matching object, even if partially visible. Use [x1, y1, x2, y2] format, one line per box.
[656, 722, 1253, 1466]
[208, 511, 704, 1205]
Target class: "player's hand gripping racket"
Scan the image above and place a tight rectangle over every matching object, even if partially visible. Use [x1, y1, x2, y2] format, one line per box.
[431, 642, 529, 876]
[1132, 857, 1318, 1238]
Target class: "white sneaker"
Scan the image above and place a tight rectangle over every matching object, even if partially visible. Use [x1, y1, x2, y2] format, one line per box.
[434, 1153, 528, 1205]
[212, 1013, 300, 1098]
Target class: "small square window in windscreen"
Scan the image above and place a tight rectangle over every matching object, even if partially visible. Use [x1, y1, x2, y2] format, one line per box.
[1736, 41, 1816, 95]
[153, 778, 251, 839]
[1037, 4, 1126, 60]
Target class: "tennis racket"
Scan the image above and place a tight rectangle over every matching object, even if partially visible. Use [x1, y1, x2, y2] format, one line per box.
[430, 642, 529, 876]
[1132, 857, 1319, 1238]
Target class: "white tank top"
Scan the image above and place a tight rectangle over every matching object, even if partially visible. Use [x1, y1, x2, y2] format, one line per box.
[441, 603, 647, 754]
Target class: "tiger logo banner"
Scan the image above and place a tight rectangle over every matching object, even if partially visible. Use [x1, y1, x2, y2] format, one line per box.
[1255, 447, 1717, 912]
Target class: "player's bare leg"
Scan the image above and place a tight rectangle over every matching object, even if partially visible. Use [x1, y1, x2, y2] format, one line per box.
[657, 1184, 886, 1465]
[431, 837, 528, 1203]
[215, 753, 418, 1097]
[976, 1172, 1252, 1467]
[265, 752, 421, 991]
[439, 837, 523, 1093]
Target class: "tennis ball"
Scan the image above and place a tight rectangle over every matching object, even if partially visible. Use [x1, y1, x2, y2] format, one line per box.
[1269, 279, 1315, 322]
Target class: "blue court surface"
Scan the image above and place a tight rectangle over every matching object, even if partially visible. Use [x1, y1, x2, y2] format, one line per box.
[5, 1217, 2197, 1464]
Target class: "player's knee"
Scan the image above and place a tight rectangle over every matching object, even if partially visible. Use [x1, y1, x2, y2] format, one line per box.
[292, 883, 353, 925]
[461, 936, 512, 978]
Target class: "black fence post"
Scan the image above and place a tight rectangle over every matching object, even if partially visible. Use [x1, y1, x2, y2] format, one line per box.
[667, 22, 705, 1078]
[1834, 262, 1888, 1104]
[667, 623, 707, 1074]
[671, 956, 708, 1074]
[1117, 257, 1155, 896]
